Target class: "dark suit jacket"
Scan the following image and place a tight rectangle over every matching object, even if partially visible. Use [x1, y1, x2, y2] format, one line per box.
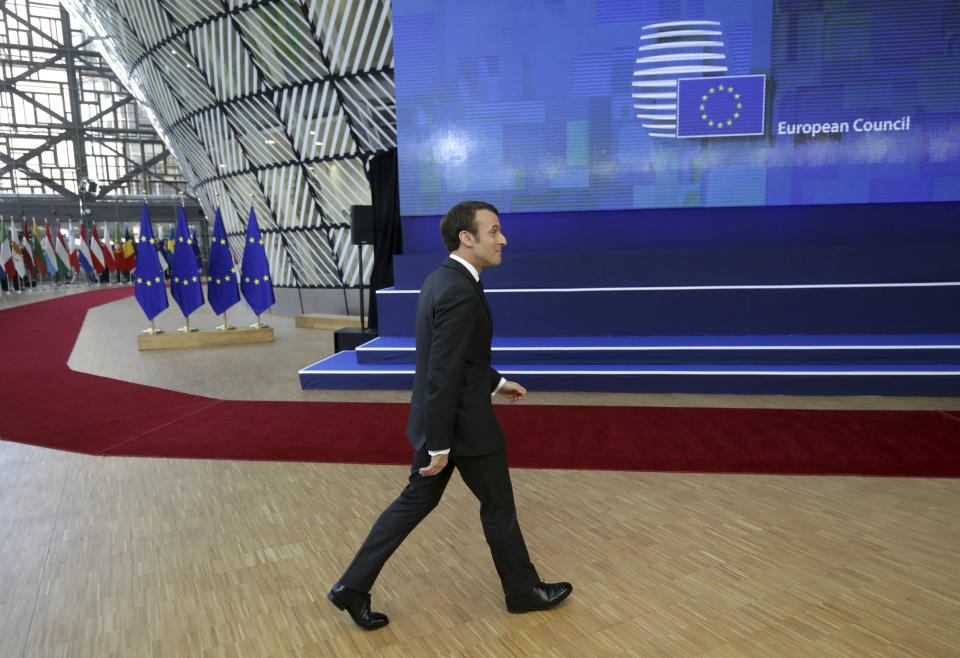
[406, 258, 505, 456]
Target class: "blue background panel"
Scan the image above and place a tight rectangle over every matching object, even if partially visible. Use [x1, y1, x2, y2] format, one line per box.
[394, 0, 960, 214]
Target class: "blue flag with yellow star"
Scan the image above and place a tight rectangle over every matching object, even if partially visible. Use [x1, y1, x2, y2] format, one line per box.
[191, 227, 203, 270]
[134, 202, 168, 320]
[170, 203, 205, 317]
[240, 206, 275, 316]
[676, 74, 766, 138]
[207, 208, 240, 316]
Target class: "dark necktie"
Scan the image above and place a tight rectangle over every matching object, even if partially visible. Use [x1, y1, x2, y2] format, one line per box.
[477, 278, 492, 321]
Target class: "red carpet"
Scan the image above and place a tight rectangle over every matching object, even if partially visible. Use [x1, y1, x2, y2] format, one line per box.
[3, 288, 960, 476]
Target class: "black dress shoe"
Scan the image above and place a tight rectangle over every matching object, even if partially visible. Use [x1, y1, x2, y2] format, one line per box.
[327, 583, 389, 630]
[505, 581, 573, 613]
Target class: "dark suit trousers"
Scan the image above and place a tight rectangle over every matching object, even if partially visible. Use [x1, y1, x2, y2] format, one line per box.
[339, 447, 540, 598]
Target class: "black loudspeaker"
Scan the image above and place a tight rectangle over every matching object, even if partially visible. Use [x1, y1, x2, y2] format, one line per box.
[350, 205, 375, 245]
[334, 327, 377, 352]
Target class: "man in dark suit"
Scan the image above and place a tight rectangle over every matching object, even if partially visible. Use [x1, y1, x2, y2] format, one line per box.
[328, 200, 572, 630]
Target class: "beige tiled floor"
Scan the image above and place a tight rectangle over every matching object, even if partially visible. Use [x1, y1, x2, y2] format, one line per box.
[2, 283, 960, 657]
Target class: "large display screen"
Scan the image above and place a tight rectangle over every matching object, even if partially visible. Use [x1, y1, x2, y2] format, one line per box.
[393, 0, 960, 215]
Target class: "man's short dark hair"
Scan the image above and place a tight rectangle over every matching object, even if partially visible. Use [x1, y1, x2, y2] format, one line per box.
[440, 201, 499, 252]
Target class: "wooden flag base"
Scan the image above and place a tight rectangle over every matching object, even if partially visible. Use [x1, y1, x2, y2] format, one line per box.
[137, 326, 274, 351]
[294, 313, 362, 330]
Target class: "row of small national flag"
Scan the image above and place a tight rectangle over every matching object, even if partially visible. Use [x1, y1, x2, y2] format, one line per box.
[1, 217, 105, 281]
[134, 201, 275, 322]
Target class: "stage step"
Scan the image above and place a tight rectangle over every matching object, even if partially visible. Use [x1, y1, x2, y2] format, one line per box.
[298, 351, 960, 396]
[355, 334, 960, 365]
[375, 283, 960, 337]
[392, 245, 960, 289]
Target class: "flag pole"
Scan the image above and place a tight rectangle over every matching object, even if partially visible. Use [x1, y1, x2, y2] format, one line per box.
[142, 319, 163, 335]
[97, 223, 103, 287]
[105, 225, 113, 286]
[216, 311, 235, 331]
[13, 218, 22, 294]
[177, 191, 198, 333]
[212, 191, 235, 332]
[140, 195, 162, 335]
[1, 216, 6, 295]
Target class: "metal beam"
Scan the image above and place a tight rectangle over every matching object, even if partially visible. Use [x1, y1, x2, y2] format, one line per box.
[0, 131, 71, 178]
[60, 6, 88, 184]
[82, 93, 134, 126]
[0, 151, 77, 198]
[0, 53, 65, 86]
[1, 5, 63, 48]
[0, 43, 98, 56]
[97, 149, 171, 197]
[4, 85, 69, 124]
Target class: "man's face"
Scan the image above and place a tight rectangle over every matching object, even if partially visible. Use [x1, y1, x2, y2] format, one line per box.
[462, 209, 506, 271]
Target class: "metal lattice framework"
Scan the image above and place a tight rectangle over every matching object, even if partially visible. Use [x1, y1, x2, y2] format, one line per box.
[0, 0, 189, 200]
[62, 0, 397, 290]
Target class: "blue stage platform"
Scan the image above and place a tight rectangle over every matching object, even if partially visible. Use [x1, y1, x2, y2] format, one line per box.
[299, 202, 960, 396]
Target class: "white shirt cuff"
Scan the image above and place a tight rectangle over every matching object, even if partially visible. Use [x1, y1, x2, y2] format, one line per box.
[428, 449, 451, 456]
[493, 377, 507, 396]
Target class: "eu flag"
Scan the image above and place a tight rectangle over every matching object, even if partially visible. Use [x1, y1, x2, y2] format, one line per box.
[134, 202, 169, 320]
[170, 203, 205, 317]
[676, 74, 766, 138]
[207, 208, 240, 316]
[240, 206, 275, 316]
[191, 227, 203, 270]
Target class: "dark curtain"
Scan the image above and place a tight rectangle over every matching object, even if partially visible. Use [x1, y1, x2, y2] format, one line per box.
[366, 148, 402, 330]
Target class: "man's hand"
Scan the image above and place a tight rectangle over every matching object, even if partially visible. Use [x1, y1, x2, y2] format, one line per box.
[419, 453, 449, 477]
[497, 380, 527, 403]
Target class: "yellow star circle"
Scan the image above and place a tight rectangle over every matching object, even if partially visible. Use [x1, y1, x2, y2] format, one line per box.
[699, 84, 740, 131]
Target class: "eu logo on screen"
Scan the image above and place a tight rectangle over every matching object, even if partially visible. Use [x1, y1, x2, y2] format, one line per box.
[676, 75, 766, 138]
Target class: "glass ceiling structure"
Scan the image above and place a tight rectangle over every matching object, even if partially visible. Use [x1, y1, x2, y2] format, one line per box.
[61, 0, 396, 292]
[0, 0, 189, 201]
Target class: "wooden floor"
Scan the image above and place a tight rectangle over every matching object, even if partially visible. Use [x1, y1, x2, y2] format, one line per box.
[2, 285, 960, 656]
